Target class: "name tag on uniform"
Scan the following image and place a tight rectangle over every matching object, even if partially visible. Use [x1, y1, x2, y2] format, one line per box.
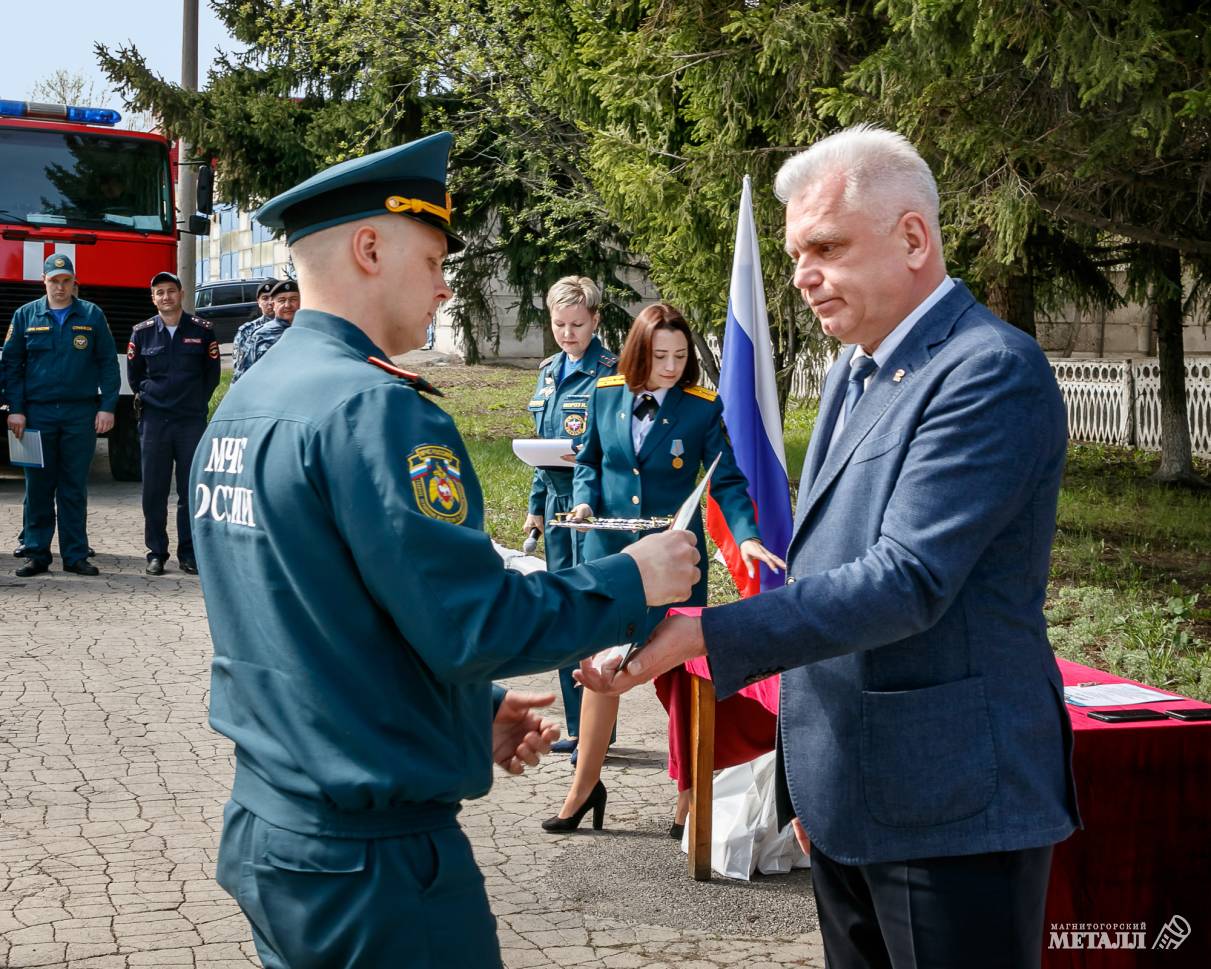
[183, 337, 203, 344]
[72, 325, 93, 331]
[27, 326, 51, 333]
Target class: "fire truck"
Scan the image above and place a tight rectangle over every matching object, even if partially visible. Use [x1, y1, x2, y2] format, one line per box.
[0, 99, 204, 481]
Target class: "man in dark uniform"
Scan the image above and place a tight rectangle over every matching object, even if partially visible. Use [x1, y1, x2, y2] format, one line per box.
[127, 271, 221, 575]
[230, 279, 276, 379]
[3, 254, 118, 577]
[189, 132, 699, 968]
[236, 279, 298, 377]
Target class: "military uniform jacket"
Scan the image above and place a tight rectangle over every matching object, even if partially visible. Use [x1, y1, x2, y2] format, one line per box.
[126, 312, 221, 417]
[231, 314, 271, 380]
[236, 318, 289, 377]
[574, 376, 760, 610]
[190, 310, 649, 838]
[527, 336, 617, 514]
[1, 296, 119, 413]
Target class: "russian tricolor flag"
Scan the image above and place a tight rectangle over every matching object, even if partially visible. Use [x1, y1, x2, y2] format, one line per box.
[706, 176, 792, 597]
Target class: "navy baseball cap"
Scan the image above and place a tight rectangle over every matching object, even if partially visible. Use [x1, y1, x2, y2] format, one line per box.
[150, 271, 182, 288]
[43, 253, 75, 279]
[254, 132, 464, 252]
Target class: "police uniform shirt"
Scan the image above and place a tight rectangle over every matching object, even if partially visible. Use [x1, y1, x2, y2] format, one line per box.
[191, 310, 649, 837]
[231, 314, 272, 379]
[127, 312, 221, 416]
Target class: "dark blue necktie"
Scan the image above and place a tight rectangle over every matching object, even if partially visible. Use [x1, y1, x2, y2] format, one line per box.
[634, 393, 658, 421]
[844, 355, 879, 420]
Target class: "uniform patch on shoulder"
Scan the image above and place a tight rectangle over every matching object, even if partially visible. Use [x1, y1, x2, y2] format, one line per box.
[407, 444, 468, 524]
[683, 385, 718, 402]
[597, 374, 626, 387]
[208, 342, 220, 359]
[127, 341, 137, 360]
[540, 353, 557, 369]
[194, 317, 214, 329]
[133, 318, 156, 331]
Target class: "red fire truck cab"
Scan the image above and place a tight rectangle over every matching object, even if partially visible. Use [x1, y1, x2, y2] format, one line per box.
[0, 99, 178, 480]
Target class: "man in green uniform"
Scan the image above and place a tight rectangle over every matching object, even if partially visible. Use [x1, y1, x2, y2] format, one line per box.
[189, 132, 699, 969]
[3, 254, 118, 576]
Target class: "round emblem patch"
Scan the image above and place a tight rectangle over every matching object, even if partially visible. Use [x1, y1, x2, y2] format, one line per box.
[563, 413, 586, 437]
[407, 444, 468, 524]
[73, 334, 89, 350]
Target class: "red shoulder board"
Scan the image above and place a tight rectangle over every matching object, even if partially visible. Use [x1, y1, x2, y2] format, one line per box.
[367, 356, 444, 397]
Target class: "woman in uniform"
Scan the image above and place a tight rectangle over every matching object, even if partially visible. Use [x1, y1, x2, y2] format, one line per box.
[523, 276, 618, 753]
[542, 302, 785, 834]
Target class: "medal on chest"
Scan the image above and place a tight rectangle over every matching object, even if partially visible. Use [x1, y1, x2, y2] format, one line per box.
[671, 439, 685, 469]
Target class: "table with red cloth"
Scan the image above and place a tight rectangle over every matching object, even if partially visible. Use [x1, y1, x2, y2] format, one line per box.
[661, 619, 1211, 964]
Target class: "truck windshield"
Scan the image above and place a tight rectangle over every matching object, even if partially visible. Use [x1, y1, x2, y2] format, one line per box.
[0, 126, 172, 234]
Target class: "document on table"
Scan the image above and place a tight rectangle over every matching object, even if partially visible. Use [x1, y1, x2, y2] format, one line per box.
[1063, 683, 1177, 707]
[512, 438, 577, 468]
[7, 429, 44, 468]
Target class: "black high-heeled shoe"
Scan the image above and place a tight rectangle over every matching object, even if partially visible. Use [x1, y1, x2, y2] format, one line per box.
[541, 781, 607, 833]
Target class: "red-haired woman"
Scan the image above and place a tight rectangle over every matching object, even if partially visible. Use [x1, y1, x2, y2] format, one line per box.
[542, 303, 785, 834]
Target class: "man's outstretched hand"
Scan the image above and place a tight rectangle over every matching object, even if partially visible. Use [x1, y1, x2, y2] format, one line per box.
[493, 690, 561, 774]
[574, 612, 707, 696]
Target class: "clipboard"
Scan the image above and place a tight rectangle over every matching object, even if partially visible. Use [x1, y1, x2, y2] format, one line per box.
[7, 429, 44, 468]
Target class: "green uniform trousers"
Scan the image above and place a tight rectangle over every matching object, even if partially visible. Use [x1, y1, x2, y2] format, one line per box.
[216, 801, 501, 968]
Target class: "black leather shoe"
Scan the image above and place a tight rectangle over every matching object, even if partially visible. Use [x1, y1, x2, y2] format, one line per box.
[64, 560, 100, 576]
[542, 781, 607, 833]
[15, 560, 49, 577]
[145, 557, 165, 576]
[13, 545, 29, 558]
[669, 822, 685, 840]
[179, 559, 198, 575]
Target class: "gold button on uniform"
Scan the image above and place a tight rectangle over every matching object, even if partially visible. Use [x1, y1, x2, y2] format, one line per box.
[632, 468, 640, 475]
[632, 496, 640, 505]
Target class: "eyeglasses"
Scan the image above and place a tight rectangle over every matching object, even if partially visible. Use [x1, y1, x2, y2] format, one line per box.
[385, 192, 453, 225]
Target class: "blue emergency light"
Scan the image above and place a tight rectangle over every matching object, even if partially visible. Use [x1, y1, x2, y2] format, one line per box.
[0, 99, 121, 126]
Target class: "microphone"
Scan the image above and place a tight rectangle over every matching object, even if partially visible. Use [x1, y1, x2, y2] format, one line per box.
[522, 528, 540, 555]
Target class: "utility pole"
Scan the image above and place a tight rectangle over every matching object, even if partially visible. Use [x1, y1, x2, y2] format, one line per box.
[177, 0, 199, 309]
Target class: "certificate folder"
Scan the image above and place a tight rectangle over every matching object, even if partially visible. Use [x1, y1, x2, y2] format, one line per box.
[7, 429, 44, 468]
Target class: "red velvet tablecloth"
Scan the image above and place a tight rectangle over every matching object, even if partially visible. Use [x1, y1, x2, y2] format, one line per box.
[654, 608, 778, 792]
[1046, 659, 1211, 967]
[658, 623, 1211, 964]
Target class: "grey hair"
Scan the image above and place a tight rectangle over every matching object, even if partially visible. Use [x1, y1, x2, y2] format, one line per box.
[545, 275, 602, 313]
[773, 124, 940, 236]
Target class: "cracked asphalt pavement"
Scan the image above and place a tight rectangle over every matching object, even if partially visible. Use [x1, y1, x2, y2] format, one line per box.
[1, 448, 823, 967]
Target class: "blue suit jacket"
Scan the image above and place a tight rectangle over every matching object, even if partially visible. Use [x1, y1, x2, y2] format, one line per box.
[702, 282, 1080, 865]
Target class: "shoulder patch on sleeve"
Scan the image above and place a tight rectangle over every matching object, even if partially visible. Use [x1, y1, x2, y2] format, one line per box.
[683, 384, 718, 402]
[597, 374, 626, 388]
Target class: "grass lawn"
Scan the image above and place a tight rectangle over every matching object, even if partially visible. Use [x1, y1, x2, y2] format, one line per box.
[212, 361, 1211, 701]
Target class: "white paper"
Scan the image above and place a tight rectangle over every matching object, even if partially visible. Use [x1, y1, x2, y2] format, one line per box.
[7, 429, 44, 468]
[679, 751, 809, 880]
[1063, 683, 1176, 707]
[512, 438, 577, 468]
[671, 452, 721, 530]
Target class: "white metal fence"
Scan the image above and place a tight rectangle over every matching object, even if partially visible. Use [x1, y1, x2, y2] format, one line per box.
[1051, 358, 1211, 458]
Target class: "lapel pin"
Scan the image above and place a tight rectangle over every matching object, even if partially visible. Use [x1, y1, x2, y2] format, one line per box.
[893, 369, 906, 383]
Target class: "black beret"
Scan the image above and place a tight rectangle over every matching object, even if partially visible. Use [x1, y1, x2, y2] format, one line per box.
[269, 279, 300, 298]
[256, 279, 279, 298]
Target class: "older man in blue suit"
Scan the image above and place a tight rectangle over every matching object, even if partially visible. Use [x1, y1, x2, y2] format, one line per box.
[594, 126, 1080, 968]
